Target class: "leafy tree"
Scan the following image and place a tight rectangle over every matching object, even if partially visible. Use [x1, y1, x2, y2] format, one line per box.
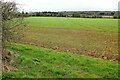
[72, 12, 80, 17]
[36, 12, 40, 16]
[22, 11, 24, 14]
[113, 16, 118, 19]
[80, 15, 86, 18]
[111, 12, 114, 16]
[26, 12, 28, 14]
[99, 13, 104, 15]
[58, 12, 63, 17]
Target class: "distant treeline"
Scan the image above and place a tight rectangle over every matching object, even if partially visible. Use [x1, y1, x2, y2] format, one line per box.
[20, 11, 120, 19]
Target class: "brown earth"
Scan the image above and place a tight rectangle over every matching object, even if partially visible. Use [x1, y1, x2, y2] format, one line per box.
[2, 49, 19, 72]
[21, 27, 118, 61]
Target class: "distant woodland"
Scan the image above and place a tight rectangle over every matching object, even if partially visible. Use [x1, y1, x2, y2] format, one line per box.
[21, 11, 119, 19]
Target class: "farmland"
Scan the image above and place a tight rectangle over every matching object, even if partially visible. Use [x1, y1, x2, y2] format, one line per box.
[22, 17, 118, 60]
[3, 17, 119, 78]
[25, 17, 118, 31]
[3, 43, 118, 78]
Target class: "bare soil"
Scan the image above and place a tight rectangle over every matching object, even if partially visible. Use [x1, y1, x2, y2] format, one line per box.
[2, 49, 19, 72]
[21, 27, 118, 61]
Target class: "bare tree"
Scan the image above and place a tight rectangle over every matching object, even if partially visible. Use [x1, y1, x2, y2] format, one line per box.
[1, 1, 26, 48]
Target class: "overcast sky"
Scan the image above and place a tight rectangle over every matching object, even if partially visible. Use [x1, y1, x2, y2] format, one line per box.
[4, 0, 120, 12]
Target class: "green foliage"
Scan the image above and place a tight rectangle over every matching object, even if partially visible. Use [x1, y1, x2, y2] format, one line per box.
[72, 12, 80, 17]
[25, 11, 117, 18]
[113, 16, 118, 19]
[3, 43, 118, 78]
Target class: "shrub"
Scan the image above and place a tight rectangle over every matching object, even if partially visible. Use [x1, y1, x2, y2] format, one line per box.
[1, 1, 26, 48]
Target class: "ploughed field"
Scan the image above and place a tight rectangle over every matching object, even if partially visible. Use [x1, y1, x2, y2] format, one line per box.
[23, 17, 118, 61]
[3, 17, 119, 78]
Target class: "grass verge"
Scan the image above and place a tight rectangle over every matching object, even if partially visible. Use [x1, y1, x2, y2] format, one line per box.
[3, 43, 118, 78]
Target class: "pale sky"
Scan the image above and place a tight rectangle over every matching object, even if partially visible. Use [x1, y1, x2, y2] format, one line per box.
[4, 0, 120, 12]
